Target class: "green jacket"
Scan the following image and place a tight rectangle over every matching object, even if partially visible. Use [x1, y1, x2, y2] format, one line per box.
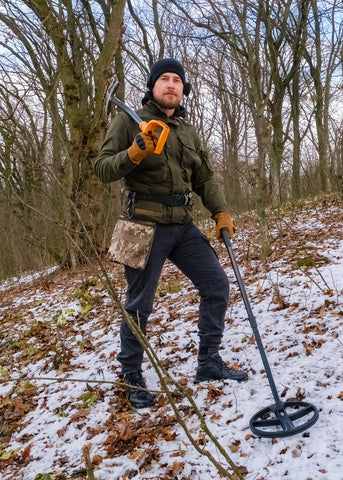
[94, 100, 228, 223]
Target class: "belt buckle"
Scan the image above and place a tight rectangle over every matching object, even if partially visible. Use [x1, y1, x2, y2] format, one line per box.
[126, 191, 136, 218]
[184, 191, 193, 206]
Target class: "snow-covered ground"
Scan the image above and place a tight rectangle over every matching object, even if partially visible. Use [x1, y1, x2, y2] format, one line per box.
[1, 196, 342, 480]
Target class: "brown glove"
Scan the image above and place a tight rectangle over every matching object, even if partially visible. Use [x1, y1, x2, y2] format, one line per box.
[215, 212, 234, 240]
[127, 131, 157, 164]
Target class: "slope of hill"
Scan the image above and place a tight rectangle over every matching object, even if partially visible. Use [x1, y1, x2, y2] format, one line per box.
[1, 195, 343, 480]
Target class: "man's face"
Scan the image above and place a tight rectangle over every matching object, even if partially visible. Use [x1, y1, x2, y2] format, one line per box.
[152, 72, 184, 111]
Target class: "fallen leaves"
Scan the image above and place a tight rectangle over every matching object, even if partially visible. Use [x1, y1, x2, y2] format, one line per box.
[316, 381, 329, 388]
[271, 286, 290, 310]
[91, 454, 103, 465]
[229, 439, 241, 453]
[206, 384, 224, 401]
[226, 414, 244, 425]
[302, 322, 328, 335]
[103, 407, 178, 458]
[0, 448, 17, 463]
[303, 339, 326, 356]
[0, 382, 38, 446]
[127, 446, 159, 473]
[1, 196, 343, 480]
[165, 460, 185, 476]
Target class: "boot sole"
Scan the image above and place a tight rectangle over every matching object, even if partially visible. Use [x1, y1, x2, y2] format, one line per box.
[131, 399, 155, 409]
[194, 374, 248, 384]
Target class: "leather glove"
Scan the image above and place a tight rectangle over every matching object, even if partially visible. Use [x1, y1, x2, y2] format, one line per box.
[215, 212, 234, 240]
[127, 131, 157, 164]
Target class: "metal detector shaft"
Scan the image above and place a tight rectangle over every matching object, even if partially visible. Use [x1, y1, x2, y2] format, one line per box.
[221, 228, 283, 409]
[221, 228, 319, 437]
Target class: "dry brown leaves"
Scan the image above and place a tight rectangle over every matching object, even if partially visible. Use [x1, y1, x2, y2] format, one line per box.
[103, 401, 178, 458]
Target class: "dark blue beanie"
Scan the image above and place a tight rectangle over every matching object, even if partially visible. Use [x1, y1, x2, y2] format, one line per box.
[147, 59, 191, 96]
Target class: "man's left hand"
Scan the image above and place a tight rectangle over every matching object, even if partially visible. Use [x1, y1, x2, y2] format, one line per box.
[215, 212, 234, 240]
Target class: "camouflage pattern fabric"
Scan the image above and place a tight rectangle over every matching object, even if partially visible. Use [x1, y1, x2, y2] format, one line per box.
[108, 217, 156, 270]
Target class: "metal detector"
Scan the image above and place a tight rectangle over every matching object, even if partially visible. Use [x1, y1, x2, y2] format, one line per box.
[222, 228, 319, 438]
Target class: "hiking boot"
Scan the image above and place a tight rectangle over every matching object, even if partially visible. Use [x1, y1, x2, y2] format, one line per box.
[123, 371, 154, 409]
[194, 353, 248, 384]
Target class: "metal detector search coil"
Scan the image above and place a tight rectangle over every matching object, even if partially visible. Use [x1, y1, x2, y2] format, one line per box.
[221, 228, 319, 438]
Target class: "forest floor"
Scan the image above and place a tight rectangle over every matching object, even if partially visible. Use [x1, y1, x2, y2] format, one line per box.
[1, 193, 343, 480]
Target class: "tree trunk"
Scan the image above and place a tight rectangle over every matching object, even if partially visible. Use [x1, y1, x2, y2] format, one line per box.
[291, 67, 301, 200]
[269, 95, 284, 207]
[26, 0, 127, 266]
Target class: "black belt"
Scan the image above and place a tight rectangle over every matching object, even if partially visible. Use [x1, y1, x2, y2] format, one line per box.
[134, 190, 193, 206]
[124, 189, 193, 218]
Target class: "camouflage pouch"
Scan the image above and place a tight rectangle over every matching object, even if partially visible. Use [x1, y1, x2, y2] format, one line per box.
[108, 217, 156, 270]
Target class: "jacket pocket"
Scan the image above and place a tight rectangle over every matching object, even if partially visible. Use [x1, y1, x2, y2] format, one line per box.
[177, 133, 202, 181]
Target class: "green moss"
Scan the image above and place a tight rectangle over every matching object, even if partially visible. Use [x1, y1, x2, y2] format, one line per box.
[81, 303, 93, 315]
[9, 341, 22, 351]
[0, 426, 14, 437]
[73, 282, 100, 315]
[297, 256, 315, 268]
[53, 308, 75, 327]
[0, 448, 17, 460]
[156, 280, 182, 297]
[81, 390, 100, 408]
[0, 367, 8, 377]
[53, 407, 69, 418]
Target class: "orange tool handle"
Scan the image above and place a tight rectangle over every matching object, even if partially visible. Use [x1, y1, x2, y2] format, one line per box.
[139, 120, 170, 154]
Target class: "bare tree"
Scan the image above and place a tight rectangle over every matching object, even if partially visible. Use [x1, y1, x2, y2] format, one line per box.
[303, 0, 343, 192]
[0, 0, 126, 269]
[1, 0, 343, 276]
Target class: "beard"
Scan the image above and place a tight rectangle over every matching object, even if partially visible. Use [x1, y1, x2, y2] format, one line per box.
[155, 95, 181, 110]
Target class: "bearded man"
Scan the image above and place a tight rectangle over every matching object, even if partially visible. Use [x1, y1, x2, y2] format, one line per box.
[95, 59, 248, 409]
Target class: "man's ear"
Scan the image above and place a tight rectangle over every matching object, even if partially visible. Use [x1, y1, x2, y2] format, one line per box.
[183, 82, 191, 96]
[147, 74, 153, 91]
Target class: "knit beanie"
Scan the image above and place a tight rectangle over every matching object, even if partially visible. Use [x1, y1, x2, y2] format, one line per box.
[147, 59, 191, 96]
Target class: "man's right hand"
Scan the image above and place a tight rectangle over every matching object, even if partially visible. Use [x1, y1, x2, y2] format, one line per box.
[215, 212, 235, 240]
[128, 132, 157, 164]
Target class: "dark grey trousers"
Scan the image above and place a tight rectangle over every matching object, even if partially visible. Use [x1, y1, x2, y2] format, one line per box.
[117, 222, 229, 374]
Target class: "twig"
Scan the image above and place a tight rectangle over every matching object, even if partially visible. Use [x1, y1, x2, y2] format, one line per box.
[313, 265, 333, 293]
[82, 445, 96, 480]
[0, 375, 162, 394]
[300, 268, 328, 294]
[123, 311, 245, 480]
[61, 177, 245, 479]
[15, 168, 247, 480]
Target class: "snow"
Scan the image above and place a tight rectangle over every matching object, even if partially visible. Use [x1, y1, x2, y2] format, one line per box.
[0, 197, 343, 480]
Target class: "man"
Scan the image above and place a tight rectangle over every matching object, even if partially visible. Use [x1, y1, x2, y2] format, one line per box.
[95, 59, 248, 409]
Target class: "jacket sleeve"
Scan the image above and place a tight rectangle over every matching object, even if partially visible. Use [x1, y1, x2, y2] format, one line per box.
[94, 112, 138, 184]
[191, 132, 229, 216]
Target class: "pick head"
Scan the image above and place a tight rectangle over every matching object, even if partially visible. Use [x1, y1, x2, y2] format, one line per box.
[105, 77, 119, 116]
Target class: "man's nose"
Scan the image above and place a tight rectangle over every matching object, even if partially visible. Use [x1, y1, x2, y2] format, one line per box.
[166, 80, 176, 89]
